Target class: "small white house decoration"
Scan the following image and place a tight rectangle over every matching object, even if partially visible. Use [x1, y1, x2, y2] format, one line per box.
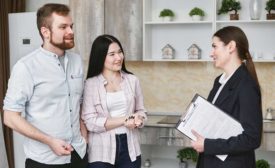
[162, 44, 175, 59]
[187, 44, 201, 59]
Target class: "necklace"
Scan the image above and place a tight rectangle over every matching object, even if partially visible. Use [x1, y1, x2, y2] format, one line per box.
[105, 73, 121, 92]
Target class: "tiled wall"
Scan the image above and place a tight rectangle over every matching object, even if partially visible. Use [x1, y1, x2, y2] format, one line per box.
[126, 61, 275, 117]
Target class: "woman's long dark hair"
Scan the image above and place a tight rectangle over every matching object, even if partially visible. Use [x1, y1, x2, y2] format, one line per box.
[213, 26, 260, 87]
[86, 34, 132, 79]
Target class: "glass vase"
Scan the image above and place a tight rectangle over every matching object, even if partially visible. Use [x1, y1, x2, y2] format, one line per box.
[249, 0, 262, 20]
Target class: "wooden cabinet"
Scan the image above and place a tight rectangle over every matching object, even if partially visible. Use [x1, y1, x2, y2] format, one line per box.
[105, 0, 143, 61]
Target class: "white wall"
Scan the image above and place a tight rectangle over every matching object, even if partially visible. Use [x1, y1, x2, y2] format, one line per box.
[25, 0, 69, 12]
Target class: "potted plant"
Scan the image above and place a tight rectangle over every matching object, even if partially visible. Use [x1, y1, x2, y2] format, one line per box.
[177, 147, 198, 168]
[256, 159, 270, 168]
[218, 0, 241, 20]
[265, 0, 275, 20]
[189, 7, 205, 21]
[159, 9, 175, 21]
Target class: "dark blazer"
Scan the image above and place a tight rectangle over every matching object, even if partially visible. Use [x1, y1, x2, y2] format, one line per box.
[196, 64, 263, 168]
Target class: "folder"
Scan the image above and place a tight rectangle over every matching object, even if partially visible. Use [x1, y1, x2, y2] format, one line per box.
[176, 94, 244, 161]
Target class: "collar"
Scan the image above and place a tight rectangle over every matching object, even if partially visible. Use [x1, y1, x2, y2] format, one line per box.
[219, 64, 241, 85]
[98, 71, 125, 85]
[219, 72, 233, 85]
[39, 46, 66, 59]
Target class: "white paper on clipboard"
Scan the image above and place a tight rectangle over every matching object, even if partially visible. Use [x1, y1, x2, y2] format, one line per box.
[176, 94, 244, 161]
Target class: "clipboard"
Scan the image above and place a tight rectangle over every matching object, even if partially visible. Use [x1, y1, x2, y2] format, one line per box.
[176, 94, 244, 161]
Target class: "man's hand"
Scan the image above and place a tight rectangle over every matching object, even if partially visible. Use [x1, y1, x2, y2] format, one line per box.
[191, 129, 205, 153]
[48, 138, 73, 156]
[4, 110, 73, 156]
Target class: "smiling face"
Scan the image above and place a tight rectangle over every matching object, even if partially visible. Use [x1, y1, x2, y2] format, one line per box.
[103, 42, 124, 73]
[42, 12, 74, 51]
[210, 36, 232, 70]
[49, 13, 74, 50]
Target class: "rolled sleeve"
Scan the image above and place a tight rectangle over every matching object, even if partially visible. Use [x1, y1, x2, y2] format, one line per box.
[3, 61, 34, 113]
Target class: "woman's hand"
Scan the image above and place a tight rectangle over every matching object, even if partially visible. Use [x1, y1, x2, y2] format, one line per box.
[124, 116, 136, 129]
[191, 129, 205, 153]
[132, 114, 144, 127]
[124, 114, 144, 129]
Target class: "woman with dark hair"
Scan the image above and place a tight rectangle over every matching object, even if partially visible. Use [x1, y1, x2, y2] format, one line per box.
[191, 26, 262, 168]
[82, 34, 147, 168]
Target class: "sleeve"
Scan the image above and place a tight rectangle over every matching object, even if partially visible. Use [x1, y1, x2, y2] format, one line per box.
[3, 61, 34, 113]
[81, 79, 107, 133]
[134, 77, 148, 127]
[204, 80, 262, 155]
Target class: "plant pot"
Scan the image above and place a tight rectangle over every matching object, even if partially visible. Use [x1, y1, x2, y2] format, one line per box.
[161, 16, 173, 22]
[266, 14, 275, 20]
[230, 14, 239, 20]
[191, 15, 202, 21]
[179, 161, 188, 168]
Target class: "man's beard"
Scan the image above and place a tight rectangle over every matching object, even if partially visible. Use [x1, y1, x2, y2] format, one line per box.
[50, 34, 74, 50]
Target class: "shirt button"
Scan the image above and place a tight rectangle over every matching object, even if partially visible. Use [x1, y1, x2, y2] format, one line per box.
[71, 125, 73, 127]
[58, 63, 60, 66]
[68, 93, 70, 96]
[70, 109, 72, 112]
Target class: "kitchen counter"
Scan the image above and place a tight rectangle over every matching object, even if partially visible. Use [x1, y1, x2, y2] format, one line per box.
[145, 112, 181, 128]
[145, 112, 275, 133]
[263, 120, 275, 133]
[141, 158, 196, 168]
[143, 113, 275, 151]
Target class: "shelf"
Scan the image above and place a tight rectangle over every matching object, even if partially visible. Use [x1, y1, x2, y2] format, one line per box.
[216, 20, 275, 24]
[143, 59, 212, 62]
[145, 21, 212, 25]
[253, 59, 275, 63]
[142, 59, 275, 63]
[143, 0, 275, 62]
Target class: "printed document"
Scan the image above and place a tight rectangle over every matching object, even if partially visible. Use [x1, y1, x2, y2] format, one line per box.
[176, 94, 244, 161]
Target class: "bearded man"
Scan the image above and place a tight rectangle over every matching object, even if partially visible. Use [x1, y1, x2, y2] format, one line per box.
[3, 3, 88, 168]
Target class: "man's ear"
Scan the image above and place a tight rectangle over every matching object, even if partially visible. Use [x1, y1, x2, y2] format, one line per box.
[41, 27, 50, 40]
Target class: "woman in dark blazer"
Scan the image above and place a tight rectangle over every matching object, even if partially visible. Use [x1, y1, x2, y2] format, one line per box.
[191, 26, 263, 168]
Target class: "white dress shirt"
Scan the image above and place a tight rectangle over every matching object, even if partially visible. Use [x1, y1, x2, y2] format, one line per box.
[3, 47, 86, 164]
[212, 72, 235, 104]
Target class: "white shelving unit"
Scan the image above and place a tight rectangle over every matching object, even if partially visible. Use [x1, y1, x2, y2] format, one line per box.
[143, 0, 275, 62]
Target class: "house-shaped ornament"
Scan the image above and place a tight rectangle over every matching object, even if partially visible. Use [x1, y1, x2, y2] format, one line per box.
[162, 44, 175, 59]
[187, 44, 201, 59]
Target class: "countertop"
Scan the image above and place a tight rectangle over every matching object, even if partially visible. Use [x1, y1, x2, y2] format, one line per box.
[141, 158, 196, 168]
[145, 112, 275, 133]
[144, 112, 181, 128]
[263, 120, 275, 133]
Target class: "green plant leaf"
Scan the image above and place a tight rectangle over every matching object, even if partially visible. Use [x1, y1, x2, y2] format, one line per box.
[256, 159, 270, 168]
[159, 9, 175, 17]
[218, 0, 241, 15]
[265, 0, 275, 14]
[189, 7, 205, 16]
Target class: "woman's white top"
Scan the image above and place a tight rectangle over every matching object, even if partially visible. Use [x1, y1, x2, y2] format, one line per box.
[106, 90, 127, 134]
[212, 72, 234, 104]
